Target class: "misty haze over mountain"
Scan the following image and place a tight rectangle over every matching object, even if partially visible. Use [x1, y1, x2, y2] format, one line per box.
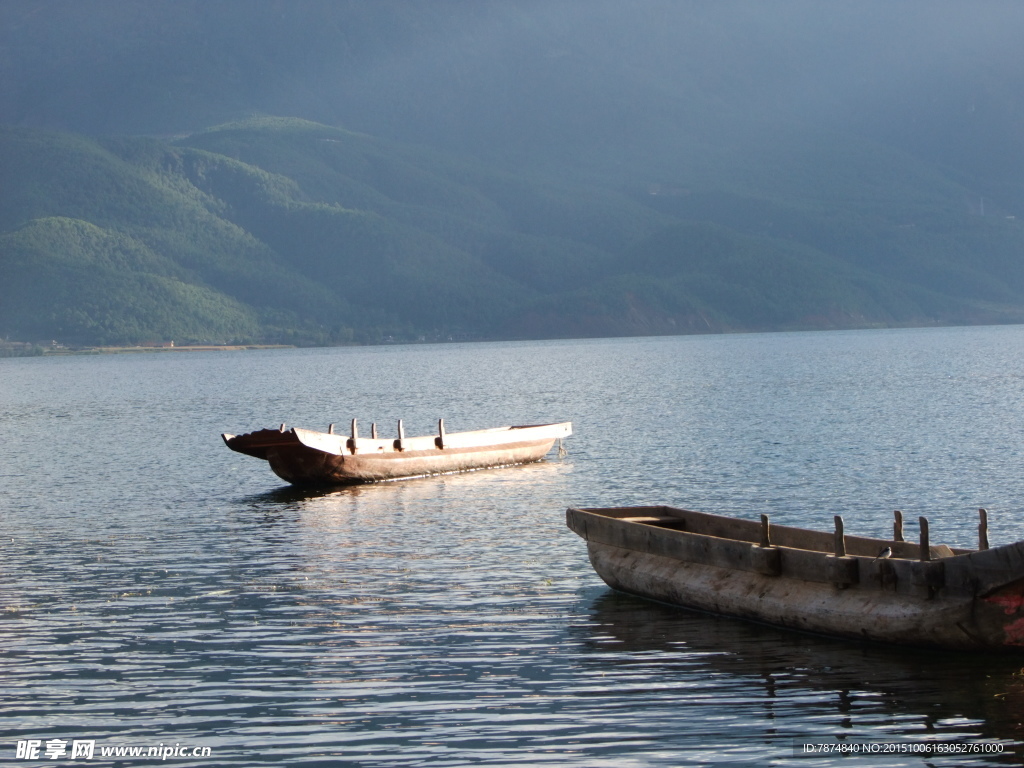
[3, 1, 1024, 345]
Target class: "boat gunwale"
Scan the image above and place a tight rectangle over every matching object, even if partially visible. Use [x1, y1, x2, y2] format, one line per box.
[569, 505, 971, 558]
[224, 421, 571, 459]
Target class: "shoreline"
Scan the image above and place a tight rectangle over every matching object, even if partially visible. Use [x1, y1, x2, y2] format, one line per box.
[76, 344, 295, 354]
[0, 344, 295, 357]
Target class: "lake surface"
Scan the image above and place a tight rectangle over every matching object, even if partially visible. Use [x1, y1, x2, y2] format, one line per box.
[5, 327, 1024, 766]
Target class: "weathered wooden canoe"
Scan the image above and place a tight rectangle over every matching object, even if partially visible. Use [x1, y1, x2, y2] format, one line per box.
[224, 419, 571, 486]
[567, 505, 1024, 651]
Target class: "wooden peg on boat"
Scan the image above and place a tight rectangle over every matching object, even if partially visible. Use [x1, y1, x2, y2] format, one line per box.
[753, 515, 781, 576]
[328, 423, 335, 435]
[280, 423, 287, 432]
[979, 508, 990, 551]
[349, 418, 358, 454]
[828, 515, 858, 588]
[371, 422, 378, 439]
[919, 516, 930, 561]
[834, 515, 846, 557]
[395, 419, 405, 451]
[437, 418, 446, 449]
[893, 510, 904, 542]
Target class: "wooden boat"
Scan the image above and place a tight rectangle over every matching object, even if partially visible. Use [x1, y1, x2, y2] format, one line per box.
[566, 504, 1024, 651]
[223, 419, 571, 486]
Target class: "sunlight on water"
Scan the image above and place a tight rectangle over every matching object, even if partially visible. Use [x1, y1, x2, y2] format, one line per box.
[4, 327, 1024, 764]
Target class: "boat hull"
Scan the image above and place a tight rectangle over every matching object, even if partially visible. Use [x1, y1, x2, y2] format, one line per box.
[568, 505, 1024, 651]
[264, 436, 561, 485]
[587, 541, 1023, 650]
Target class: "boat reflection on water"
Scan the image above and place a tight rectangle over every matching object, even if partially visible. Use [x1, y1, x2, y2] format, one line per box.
[578, 591, 1024, 755]
[238, 456, 572, 515]
[241, 484, 348, 507]
[238, 482, 380, 510]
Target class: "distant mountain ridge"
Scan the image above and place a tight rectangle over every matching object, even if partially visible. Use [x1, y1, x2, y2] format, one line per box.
[3, 2, 1024, 345]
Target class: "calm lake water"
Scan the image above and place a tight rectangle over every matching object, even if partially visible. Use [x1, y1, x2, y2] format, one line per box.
[6, 327, 1024, 766]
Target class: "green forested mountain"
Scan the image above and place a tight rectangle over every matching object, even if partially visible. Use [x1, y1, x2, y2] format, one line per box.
[2, 2, 1024, 345]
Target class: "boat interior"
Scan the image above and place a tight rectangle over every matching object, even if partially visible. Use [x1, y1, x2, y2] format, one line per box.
[578, 505, 974, 559]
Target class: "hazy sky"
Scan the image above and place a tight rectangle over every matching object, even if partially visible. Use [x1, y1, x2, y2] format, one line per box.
[3, 1, 1023, 196]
